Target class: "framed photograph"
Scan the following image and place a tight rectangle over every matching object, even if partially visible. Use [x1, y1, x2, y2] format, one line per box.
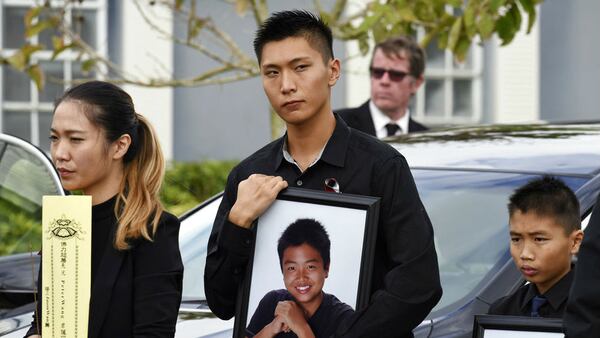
[234, 187, 380, 337]
[473, 315, 564, 338]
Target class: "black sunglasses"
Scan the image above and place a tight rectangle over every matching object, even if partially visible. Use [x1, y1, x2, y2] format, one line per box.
[369, 67, 410, 82]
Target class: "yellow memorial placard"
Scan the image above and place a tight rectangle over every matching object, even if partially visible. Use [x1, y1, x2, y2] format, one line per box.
[42, 195, 92, 338]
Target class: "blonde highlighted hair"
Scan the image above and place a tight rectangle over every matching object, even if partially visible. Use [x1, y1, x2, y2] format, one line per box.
[114, 114, 165, 249]
[56, 81, 165, 250]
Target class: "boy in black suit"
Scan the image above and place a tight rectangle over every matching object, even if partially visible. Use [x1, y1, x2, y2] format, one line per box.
[488, 176, 583, 318]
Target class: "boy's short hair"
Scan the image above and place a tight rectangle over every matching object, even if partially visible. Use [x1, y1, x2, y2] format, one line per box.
[277, 218, 331, 270]
[253, 10, 334, 64]
[508, 176, 580, 234]
[372, 36, 426, 78]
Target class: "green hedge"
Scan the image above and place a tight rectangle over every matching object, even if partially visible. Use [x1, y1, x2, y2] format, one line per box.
[0, 196, 40, 255]
[160, 160, 238, 216]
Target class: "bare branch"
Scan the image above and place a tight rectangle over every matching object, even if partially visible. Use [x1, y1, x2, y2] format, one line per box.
[97, 69, 260, 87]
[313, 0, 325, 14]
[313, 0, 349, 21]
[58, 23, 142, 82]
[13, 0, 542, 90]
[187, 0, 197, 42]
[134, 0, 256, 73]
[249, 0, 268, 25]
[132, 0, 228, 67]
[51, 59, 259, 88]
[331, 0, 347, 21]
[202, 19, 255, 67]
[48, 0, 361, 85]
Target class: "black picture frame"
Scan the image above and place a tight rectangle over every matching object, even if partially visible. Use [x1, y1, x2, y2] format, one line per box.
[234, 187, 380, 337]
[473, 315, 564, 337]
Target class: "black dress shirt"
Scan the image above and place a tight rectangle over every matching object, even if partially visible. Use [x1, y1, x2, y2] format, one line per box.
[488, 269, 574, 318]
[564, 194, 600, 338]
[246, 289, 354, 338]
[204, 114, 442, 338]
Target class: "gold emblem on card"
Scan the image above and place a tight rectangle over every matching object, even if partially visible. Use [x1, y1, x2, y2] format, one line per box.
[47, 215, 86, 240]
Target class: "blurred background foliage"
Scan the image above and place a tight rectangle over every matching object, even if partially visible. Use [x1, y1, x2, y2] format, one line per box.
[160, 160, 238, 216]
[0, 197, 40, 255]
[1, 0, 543, 90]
[0, 0, 543, 142]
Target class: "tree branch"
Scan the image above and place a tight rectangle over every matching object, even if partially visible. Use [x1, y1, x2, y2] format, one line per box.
[249, 0, 268, 25]
[331, 0, 347, 21]
[135, 0, 257, 73]
[12, 0, 543, 89]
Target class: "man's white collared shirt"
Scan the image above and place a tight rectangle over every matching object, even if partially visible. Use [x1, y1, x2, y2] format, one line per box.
[369, 101, 410, 138]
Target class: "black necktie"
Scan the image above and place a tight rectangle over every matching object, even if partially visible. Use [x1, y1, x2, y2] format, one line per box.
[385, 123, 401, 137]
[530, 295, 547, 317]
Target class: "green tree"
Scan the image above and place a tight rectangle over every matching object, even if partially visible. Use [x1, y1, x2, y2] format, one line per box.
[1, 0, 542, 91]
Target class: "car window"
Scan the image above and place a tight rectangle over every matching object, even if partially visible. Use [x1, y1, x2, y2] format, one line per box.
[0, 139, 63, 256]
[412, 169, 588, 314]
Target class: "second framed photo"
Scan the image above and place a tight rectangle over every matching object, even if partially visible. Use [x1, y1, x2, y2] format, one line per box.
[473, 315, 564, 338]
[234, 187, 380, 338]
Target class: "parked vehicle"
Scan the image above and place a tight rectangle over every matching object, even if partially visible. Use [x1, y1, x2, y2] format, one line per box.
[0, 134, 64, 336]
[1, 123, 600, 337]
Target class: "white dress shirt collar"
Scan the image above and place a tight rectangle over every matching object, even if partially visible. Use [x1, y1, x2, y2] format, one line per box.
[282, 136, 325, 172]
[369, 100, 410, 138]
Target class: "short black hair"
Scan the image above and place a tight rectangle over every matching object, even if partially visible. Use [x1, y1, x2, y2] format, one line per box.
[253, 10, 334, 64]
[277, 218, 331, 271]
[508, 176, 581, 234]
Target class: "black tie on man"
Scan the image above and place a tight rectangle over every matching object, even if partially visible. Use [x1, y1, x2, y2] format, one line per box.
[385, 123, 401, 137]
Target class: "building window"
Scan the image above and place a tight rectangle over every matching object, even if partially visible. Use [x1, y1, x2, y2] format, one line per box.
[0, 0, 106, 150]
[412, 33, 483, 125]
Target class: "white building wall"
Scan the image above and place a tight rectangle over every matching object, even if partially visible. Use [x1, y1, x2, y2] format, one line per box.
[539, 0, 600, 122]
[344, 40, 371, 108]
[120, 1, 174, 160]
[343, 0, 373, 108]
[492, 21, 540, 123]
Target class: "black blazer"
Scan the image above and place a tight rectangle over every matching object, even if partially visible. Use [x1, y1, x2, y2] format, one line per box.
[336, 100, 428, 136]
[27, 212, 183, 338]
[564, 194, 600, 337]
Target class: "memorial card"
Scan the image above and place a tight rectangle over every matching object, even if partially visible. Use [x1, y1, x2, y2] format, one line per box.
[41, 195, 92, 338]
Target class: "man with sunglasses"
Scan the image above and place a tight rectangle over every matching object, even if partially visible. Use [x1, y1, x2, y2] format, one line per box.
[337, 36, 428, 138]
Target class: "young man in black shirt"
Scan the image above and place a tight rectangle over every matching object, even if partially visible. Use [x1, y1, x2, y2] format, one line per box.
[488, 177, 584, 318]
[204, 10, 441, 337]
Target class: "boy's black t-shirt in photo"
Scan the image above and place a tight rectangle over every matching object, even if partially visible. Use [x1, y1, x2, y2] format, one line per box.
[246, 289, 354, 338]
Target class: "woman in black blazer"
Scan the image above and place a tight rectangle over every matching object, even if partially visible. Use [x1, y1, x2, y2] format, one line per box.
[26, 81, 183, 338]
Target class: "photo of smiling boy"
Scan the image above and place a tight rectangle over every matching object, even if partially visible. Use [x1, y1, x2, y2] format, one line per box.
[247, 219, 354, 338]
[488, 176, 584, 318]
